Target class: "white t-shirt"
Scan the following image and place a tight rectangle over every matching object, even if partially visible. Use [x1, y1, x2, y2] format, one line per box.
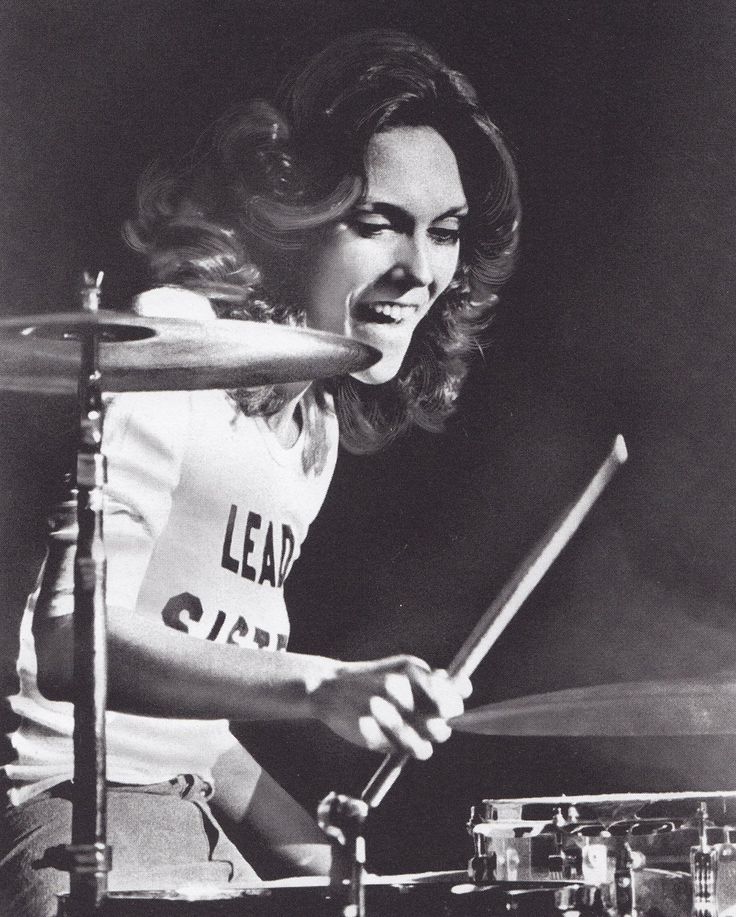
[6, 370, 339, 804]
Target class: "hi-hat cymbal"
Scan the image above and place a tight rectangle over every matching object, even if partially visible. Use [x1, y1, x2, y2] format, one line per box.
[0, 310, 380, 395]
[451, 678, 736, 736]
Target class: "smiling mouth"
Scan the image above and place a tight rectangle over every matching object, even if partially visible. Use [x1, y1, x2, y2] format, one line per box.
[355, 302, 419, 324]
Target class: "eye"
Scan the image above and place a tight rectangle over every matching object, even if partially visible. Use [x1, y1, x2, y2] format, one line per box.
[349, 216, 393, 238]
[429, 225, 461, 246]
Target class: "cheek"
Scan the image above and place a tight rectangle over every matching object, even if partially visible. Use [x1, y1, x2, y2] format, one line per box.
[314, 252, 393, 333]
[434, 248, 461, 299]
[306, 238, 368, 311]
[304, 247, 350, 330]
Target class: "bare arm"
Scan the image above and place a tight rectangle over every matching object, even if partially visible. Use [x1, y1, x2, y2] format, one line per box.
[33, 389, 469, 758]
[36, 606, 331, 721]
[35, 608, 470, 759]
[210, 742, 335, 876]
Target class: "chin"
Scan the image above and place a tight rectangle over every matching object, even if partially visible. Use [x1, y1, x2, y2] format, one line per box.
[352, 358, 403, 385]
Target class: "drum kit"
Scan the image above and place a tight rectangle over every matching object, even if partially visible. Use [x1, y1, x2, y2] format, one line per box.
[2, 277, 735, 917]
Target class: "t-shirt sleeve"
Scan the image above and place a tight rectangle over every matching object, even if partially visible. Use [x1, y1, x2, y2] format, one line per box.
[102, 391, 190, 611]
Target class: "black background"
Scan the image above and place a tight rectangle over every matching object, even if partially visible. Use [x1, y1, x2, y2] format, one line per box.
[2, 0, 736, 875]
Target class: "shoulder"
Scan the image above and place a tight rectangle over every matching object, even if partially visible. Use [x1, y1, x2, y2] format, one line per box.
[103, 286, 217, 446]
[102, 392, 195, 492]
[133, 286, 216, 321]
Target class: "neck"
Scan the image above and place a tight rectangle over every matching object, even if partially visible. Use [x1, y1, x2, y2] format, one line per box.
[265, 382, 312, 448]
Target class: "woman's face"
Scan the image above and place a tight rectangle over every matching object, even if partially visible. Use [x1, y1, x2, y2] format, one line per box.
[303, 125, 467, 384]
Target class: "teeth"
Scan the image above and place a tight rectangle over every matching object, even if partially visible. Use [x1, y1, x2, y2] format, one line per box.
[367, 303, 413, 321]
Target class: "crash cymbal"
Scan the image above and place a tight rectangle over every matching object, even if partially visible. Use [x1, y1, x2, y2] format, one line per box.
[0, 310, 379, 395]
[451, 678, 736, 736]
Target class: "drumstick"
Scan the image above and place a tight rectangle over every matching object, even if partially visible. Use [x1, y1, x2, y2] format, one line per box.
[361, 434, 628, 809]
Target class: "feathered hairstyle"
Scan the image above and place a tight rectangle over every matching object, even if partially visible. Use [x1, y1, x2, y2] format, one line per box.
[125, 30, 521, 453]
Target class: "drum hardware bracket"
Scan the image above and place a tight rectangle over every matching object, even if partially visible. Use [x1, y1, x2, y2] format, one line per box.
[317, 791, 369, 917]
[39, 843, 112, 876]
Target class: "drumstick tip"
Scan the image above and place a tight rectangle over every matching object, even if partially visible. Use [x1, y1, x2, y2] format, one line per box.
[613, 434, 628, 465]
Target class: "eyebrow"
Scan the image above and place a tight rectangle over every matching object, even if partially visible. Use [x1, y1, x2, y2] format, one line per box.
[354, 202, 469, 222]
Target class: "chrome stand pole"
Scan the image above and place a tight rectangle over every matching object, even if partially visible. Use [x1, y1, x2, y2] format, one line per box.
[47, 273, 112, 916]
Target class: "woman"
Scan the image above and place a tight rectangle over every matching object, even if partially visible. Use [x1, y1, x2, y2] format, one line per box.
[1, 29, 520, 915]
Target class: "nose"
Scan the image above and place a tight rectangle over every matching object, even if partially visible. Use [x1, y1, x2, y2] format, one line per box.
[390, 234, 434, 290]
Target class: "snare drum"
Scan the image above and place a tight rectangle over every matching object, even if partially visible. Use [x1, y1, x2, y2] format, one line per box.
[468, 791, 736, 917]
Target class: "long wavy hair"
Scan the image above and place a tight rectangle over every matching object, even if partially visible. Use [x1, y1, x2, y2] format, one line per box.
[125, 30, 521, 454]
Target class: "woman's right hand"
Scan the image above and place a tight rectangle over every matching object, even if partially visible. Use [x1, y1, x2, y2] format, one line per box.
[307, 655, 472, 759]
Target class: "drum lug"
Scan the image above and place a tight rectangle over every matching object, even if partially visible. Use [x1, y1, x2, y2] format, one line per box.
[692, 799, 717, 917]
[468, 850, 497, 884]
[549, 844, 583, 880]
[468, 816, 499, 884]
[692, 846, 716, 917]
[614, 842, 646, 917]
[582, 842, 609, 887]
[691, 842, 736, 917]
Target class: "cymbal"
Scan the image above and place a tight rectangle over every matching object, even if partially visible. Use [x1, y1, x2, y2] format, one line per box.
[254, 870, 469, 890]
[0, 310, 380, 395]
[451, 678, 736, 736]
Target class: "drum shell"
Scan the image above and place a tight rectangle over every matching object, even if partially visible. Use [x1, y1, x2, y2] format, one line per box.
[471, 825, 736, 916]
[473, 826, 729, 879]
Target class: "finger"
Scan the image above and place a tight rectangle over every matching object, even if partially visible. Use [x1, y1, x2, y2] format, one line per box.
[424, 717, 452, 743]
[358, 714, 391, 754]
[384, 672, 415, 714]
[382, 667, 462, 744]
[398, 662, 438, 715]
[393, 667, 458, 739]
[369, 695, 433, 760]
[404, 667, 464, 719]
[454, 674, 473, 700]
[436, 670, 472, 700]
[427, 671, 466, 720]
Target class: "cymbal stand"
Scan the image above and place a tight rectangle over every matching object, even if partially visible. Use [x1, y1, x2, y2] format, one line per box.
[47, 273, 112, 916]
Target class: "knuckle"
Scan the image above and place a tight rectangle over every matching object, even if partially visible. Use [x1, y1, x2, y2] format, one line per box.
[401, 654, 429, 674]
